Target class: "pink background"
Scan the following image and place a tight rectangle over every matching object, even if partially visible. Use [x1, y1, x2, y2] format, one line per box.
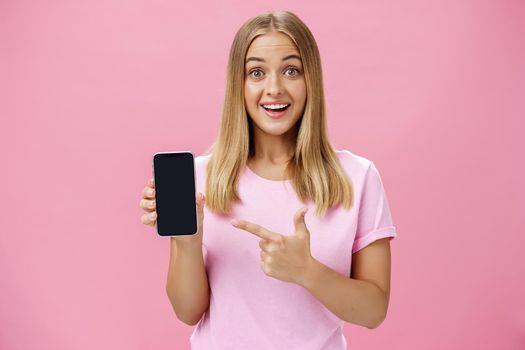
[2, 0, 524, 349]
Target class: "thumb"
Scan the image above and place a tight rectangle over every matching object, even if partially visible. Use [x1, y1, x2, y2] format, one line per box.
[293, 207, 309, 235]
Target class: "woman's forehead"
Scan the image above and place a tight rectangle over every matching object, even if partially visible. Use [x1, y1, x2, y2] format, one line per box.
[247, 32, 299, 55]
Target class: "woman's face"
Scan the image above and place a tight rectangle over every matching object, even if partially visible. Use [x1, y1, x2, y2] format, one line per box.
[244, 31, 307, 138]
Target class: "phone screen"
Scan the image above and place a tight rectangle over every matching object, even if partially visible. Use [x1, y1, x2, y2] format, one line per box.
[152, 151, 197, 236]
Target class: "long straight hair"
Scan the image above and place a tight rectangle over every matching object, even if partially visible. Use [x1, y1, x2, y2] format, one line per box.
[204, 10, 354, 217]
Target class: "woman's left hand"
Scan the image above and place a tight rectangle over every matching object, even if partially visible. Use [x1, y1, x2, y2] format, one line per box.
[231, 207, 313, 286]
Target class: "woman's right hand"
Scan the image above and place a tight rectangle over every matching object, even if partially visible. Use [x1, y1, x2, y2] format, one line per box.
[140, 178, 204, 244]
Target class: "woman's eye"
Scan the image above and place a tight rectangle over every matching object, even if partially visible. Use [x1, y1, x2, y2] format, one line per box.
[285, 68, 300, 77]
[249, 69, 263, 79]
[248, 68, 300, 79]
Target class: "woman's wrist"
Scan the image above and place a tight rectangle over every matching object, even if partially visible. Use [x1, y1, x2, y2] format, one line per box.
[171, 236, 202, 249]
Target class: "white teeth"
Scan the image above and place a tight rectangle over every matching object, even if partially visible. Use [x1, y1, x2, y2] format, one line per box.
[262, 103, 289, 110]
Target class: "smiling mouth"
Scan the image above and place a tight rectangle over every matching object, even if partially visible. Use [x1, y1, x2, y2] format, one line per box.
[260, 104, 291, 119]
[261, 104, 290, 112]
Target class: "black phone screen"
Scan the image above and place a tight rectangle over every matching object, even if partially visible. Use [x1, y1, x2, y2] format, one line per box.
[152, 151, 197, 236]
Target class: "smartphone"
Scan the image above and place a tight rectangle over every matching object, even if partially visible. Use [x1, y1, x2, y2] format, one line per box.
[152, 151, 198, 236]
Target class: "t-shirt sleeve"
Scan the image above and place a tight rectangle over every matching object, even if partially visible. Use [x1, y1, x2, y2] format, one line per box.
[352, 161, 397, 254]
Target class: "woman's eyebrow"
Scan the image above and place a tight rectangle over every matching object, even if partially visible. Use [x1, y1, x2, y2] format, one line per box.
[245, 54, 302, 64]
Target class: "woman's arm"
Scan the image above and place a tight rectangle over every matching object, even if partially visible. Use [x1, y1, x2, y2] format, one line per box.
[300, 237, 392, 329]
[166, 238, 210, 326]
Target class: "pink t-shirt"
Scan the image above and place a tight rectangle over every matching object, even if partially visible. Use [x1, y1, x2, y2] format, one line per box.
[189, 149, 397, 349]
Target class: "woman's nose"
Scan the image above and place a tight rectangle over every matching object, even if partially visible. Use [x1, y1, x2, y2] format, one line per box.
[265, 73, 284, 96]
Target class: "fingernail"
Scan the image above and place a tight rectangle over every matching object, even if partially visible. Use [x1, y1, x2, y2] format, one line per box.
[231, 219, 239, 227]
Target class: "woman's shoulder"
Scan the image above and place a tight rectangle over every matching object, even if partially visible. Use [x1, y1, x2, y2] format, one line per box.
[194, 153, 212, 176]
[195, 152, 212, 165]
[193, 153, 212, 191]
[334, 149, 373, 174]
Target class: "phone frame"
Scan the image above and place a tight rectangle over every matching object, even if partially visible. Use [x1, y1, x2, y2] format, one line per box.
[152, 150, 198, 237]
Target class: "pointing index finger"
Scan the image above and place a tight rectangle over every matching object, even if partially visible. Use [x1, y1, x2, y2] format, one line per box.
[232, 219, 278, 241]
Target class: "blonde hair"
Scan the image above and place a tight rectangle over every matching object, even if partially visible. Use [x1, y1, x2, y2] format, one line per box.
[204, 10, 354, 217]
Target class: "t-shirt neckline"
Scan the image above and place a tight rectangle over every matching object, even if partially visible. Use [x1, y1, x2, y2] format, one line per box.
[244, 164, 291, 184]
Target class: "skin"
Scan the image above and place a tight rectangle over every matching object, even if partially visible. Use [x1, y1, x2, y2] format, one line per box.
[244, 31, 306, 180]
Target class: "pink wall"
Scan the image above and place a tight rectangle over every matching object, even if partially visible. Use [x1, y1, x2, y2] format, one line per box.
[2, 0, 524, 349]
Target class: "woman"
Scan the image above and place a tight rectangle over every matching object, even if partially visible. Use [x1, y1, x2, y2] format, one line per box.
[140, 10, 397, 349]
